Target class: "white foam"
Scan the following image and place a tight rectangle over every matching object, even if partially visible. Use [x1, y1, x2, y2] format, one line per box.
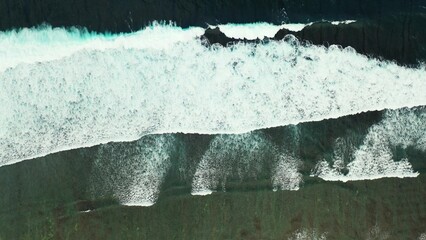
[0, 23, 205, 73]
[191, 132, 303, 195]
[89, 135, 175, 206]
[216, 22, 307, 40]
[1, 24, 426, 166]
[282, 23, 310, 32]
[123, 202, 155, 207]
[191, 132, 275, 195]
[313, 107, 424, 182]
[272, 153, 303, 191]
[216, 21, 356, 40]
[331, 20, 356, 25]
[288, 229, 328, 240]
[191, 190, 213, 196]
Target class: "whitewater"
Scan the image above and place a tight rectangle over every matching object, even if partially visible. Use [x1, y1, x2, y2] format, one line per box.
[91, 107, 425, 206]
[1, 23, 426, 167]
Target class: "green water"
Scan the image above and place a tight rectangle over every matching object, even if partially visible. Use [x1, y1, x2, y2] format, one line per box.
[0, 111, 425, 239]
[0, 150, 425, 239]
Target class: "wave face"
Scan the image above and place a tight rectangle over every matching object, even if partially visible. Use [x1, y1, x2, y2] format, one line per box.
[1, 24, 426, 166]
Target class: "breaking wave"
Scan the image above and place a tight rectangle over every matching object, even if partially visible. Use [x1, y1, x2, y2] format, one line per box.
[215, 20, 356, 40]
[1, 23, 426, 166]
[85, 107, 424, 205]
[312, 107, 425, 181]
[90, 135, 176, 206]
[190, 132, 301, 195]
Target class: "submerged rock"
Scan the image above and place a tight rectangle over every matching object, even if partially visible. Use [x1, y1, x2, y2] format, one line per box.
[202, 14, 426, 66]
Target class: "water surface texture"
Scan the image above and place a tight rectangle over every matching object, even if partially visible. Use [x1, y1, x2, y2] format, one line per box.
[0, 1, 426, 239]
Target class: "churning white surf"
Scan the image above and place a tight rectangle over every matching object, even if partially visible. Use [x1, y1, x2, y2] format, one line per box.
[191, 132, 302, 195]
[90, 135, 175, 206]
[0, 21, 358, 72]
[1, 23, 426, 166]
[0, 23, 205, 73]
[312, 107, 424, 182]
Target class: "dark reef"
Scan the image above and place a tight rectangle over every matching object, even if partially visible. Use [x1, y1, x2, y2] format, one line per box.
[1, 0, 425, 32]
[202, 13, 426, 66]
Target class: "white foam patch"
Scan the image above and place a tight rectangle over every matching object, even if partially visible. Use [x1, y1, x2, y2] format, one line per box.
[191, 132, 275, 195]
[312, 107, 424, 182]
[288, 229, 328, 240]
[331, 20, 356, 25]
[89, 135, 175, 206]
[1, 24, 426, 167]
[216, 22, 306, 40]
[191, 132, 303, 195]
[272, 153, 303, 191]
[419, 233, 426, 240]
[191, 189, 213, 196]
[281, 23, 310, 32]
[216, 21, 356, 40]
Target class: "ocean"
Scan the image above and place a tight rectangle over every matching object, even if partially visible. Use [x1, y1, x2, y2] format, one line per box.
[0, 4, 425, 239]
